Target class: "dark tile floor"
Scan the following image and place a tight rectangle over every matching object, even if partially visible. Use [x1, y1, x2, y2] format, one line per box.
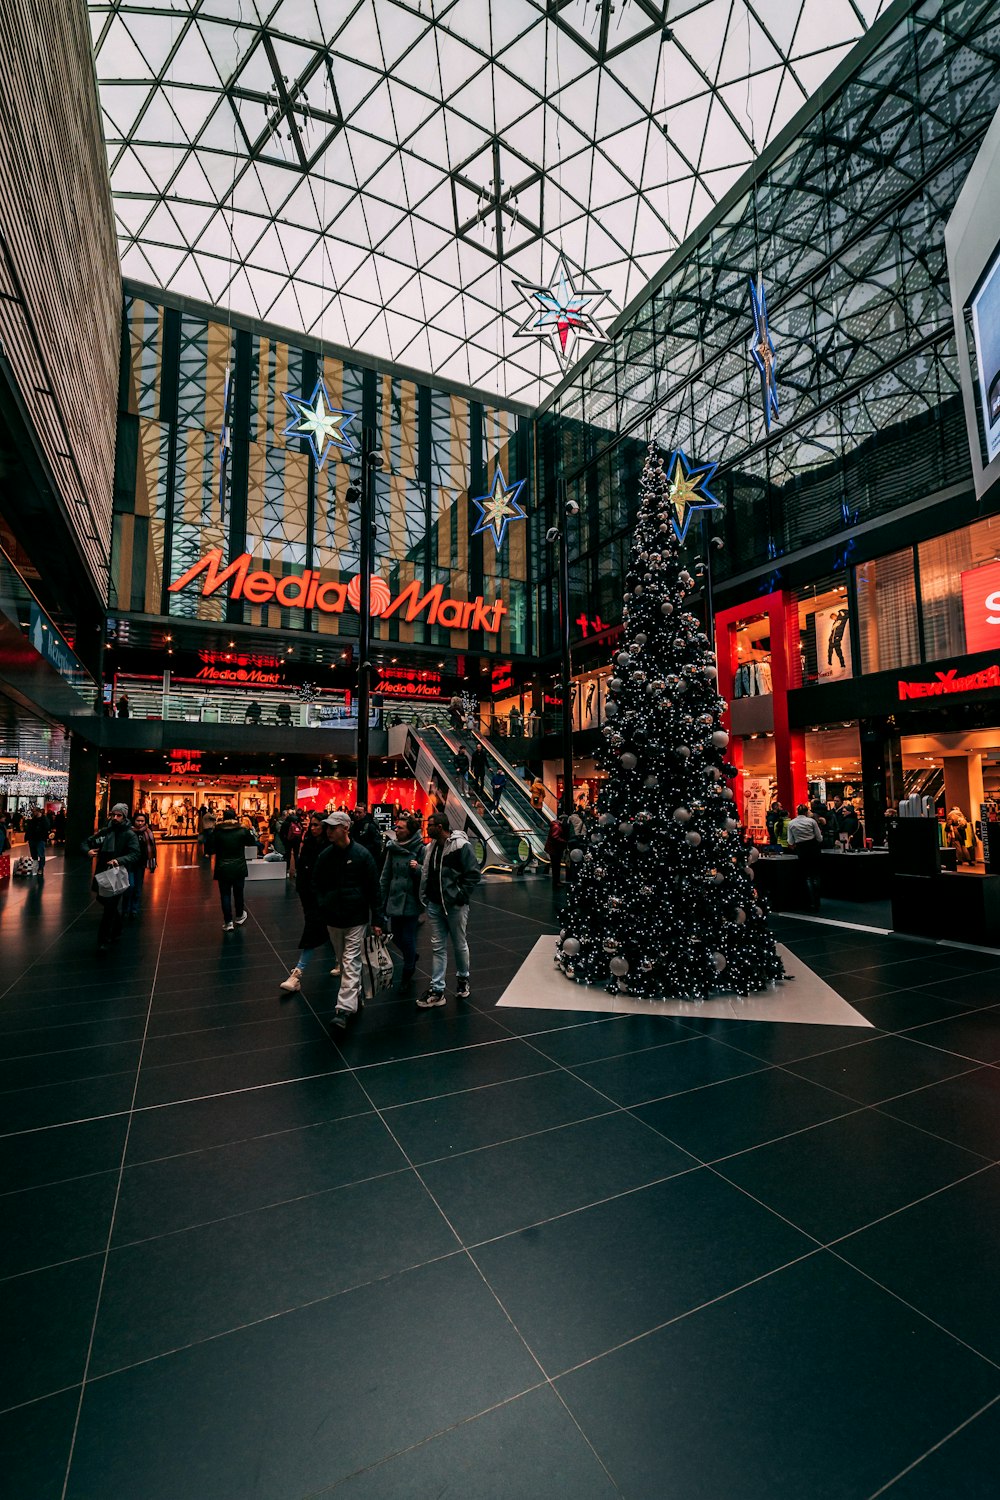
[3, 848, 1000, 1498]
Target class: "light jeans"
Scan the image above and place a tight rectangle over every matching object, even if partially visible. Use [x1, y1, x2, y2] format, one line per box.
[328, 923, 367, 1014]
[426, 901, 470, 990]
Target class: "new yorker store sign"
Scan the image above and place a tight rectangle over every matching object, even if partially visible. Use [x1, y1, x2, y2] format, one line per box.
[169, 552, 507, 634]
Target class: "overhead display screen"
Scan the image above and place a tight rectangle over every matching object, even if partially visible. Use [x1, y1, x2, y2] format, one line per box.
[970, 243, 1000, 464]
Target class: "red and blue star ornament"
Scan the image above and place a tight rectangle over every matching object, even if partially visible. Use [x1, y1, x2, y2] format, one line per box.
[471, 469, 528, 551]
[748, 275, 779, 430]
[665, 448, 720, 543]
[283, 377, 357, 470]
[513, 253, 611, 366]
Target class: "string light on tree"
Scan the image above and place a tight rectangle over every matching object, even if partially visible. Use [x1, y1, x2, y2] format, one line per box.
[555, 443, 784, 1000]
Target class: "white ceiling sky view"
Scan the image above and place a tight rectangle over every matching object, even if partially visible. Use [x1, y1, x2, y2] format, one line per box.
[89, 0, 890, 404]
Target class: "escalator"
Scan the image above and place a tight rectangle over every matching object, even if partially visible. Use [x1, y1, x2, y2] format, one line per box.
[903, 766, 944, 807]
[400, 725, 528, 870]
[446, 726, 554, 858]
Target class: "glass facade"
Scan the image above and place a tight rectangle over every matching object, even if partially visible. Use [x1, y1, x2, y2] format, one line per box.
[533, 0, 1000, 655]
[110, 292, 531, 657]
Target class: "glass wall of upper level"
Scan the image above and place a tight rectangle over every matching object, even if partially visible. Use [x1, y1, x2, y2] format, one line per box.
[110, 293, 532, 658]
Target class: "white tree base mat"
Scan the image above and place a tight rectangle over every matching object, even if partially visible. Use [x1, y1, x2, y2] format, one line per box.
[496, 938, 872, 1029]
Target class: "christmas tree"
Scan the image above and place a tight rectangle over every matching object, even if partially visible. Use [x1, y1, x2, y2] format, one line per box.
[556, 444, 784, 999]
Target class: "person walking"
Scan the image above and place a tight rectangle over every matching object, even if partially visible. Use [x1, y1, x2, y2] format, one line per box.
[380, 813, 426, 991]
[25, 805, 50, 875]
[417, 810, 481, 1007]
[787, 802, 825, 912]
[127, 811, 157, 916]
[470, 743, 488, 792]
[351, 803, 384, 870]
[312, 811, 385, 1030]
[453, 747, 470, 796]
[544, 814, 567, 891]
[85, 804, 142, 950]
[490, 767, 507, 812]
[279, 810, 330, 994]
[204, 807, 256, 931]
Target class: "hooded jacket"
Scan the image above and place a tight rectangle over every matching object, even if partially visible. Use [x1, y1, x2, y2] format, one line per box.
[418, 828, 481, 911]
[205, 820, 256, 882]
[380, 831, 426, 916]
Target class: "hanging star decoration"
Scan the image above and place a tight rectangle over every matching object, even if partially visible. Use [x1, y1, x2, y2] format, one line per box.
[283, 378, 357, 470]
[513, 253, 611, 366]
[471, 469, 528, 552]
[748, 275, 779, 430]
[665, 448, 720, 544]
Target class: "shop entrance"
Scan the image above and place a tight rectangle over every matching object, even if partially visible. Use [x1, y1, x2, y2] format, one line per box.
[901, 728, 1000, 869]
[130, 776, 278, 840]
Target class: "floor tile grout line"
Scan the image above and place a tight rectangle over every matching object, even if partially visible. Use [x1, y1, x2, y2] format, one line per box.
[0, 1162, 419, 1281]
[58, 871, 177, 1500]
[296, 1384, 558, 1499]
[820, 1159, 1000, 1254]
[410, 1104, 624, 1170]
[863, 1392, 1000, 1499]
[777, 1056, 987, 1114]
[250, 912, 628, 1496]
[0, 1004, 337, 1064]
[0, 885, 109, 1005]
[823, 1243, 1000, 1374]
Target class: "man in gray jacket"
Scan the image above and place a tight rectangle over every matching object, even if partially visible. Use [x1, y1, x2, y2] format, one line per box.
[417, 811, 481, 1007]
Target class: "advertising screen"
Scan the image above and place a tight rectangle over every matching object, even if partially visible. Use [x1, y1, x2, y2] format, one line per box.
[961, 557, 1000, 653]
[970, 245, 1000, 464]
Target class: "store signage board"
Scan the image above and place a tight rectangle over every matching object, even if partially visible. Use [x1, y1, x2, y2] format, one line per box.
[898, 663, 1000, 699]
[0, 756, 18, 777]
[961, 560, 1000, 652]
[170, 552, 508, 635]
[194, 665, 283, 686]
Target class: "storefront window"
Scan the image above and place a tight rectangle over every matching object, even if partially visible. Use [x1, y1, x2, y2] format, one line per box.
[919, 515, 1000, 659]
[856, 547, 919, 673]
[797, 576, 851, 685]
[733, 614, 773, 697]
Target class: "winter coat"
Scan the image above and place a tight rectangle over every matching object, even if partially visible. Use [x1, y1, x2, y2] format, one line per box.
[470, 748, 488, 782]
[135, 826, 158, 870]
[26, 812, 50, 843]
[86, 820, 142, 893]
[380, 832, 426, 916]
[294, 830, 325, 899]
[205, 821, 256, 882]
[313, 838, 385, 929]
[419, 829, 481, 911]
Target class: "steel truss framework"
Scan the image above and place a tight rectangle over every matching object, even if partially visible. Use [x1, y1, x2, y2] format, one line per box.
[537, 0, 1000, 619]
[89, 0, 888, 407]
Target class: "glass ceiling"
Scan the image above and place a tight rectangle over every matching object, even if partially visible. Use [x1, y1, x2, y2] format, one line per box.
[89, 0, 889, 406]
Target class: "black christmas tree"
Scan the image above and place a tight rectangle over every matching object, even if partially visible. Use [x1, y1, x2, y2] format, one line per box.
[556, 444, 784, 999]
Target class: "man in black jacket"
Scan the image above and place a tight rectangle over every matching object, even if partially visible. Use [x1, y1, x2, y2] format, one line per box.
[204, 807, 256, 930]
[86, 803, 142, 950]
[313, 811, 386, 1030]
[350, 803, 384, 870]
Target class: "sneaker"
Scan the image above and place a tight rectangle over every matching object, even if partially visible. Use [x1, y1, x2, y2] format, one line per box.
[235, 912, 248, 926]
[223, 921, 235, 932]
[330, 1006, 350, 1031]
[456, 976, 471, 1000]
[279, 967, 302, 994]
[416, 988, 447, 1009]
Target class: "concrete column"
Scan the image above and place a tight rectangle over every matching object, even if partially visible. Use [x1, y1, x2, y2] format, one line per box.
[943, 753, 985, 862]
[66, 736, 99, 853]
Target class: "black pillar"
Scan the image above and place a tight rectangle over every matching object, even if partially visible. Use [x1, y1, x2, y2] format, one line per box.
[66, 735, 99, 852]
[859, 716, 904, 845]
[356, 425, 378, 806]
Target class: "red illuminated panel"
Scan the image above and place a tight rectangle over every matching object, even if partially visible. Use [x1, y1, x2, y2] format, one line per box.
[961, 560, 1000, 654]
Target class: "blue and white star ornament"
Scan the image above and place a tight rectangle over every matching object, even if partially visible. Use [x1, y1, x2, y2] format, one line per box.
[471, 469, 528, 551]
[513, 253, 611, 366]
[283, 378, 357, 469]
[665, 448, 720, 544]
[748, 274, 779, 430]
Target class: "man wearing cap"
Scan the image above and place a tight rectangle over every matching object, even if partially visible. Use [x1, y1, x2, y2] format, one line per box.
[312, 811, 386, 1030]
[84, 803, 142, 951]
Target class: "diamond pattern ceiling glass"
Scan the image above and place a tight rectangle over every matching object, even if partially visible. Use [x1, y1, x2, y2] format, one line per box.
[90, 0, 889, 405]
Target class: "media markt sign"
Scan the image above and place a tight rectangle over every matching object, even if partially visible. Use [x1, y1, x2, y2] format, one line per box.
[169, 552, 508, 634]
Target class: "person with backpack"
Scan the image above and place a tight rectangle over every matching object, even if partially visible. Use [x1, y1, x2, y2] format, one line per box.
[470, 743, 488, 792]
[417, 810, 481, 1007]
[530, 776, 547, 811]
[453, 747, 470, 796]
[85, 804, 142, 950]
[380, 813, 426, 991]
[203, 807, 256, 931]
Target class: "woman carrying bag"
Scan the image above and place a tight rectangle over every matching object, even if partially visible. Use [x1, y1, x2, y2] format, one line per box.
[126, 811, 158, 917]
[85, 804, 142, 951]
